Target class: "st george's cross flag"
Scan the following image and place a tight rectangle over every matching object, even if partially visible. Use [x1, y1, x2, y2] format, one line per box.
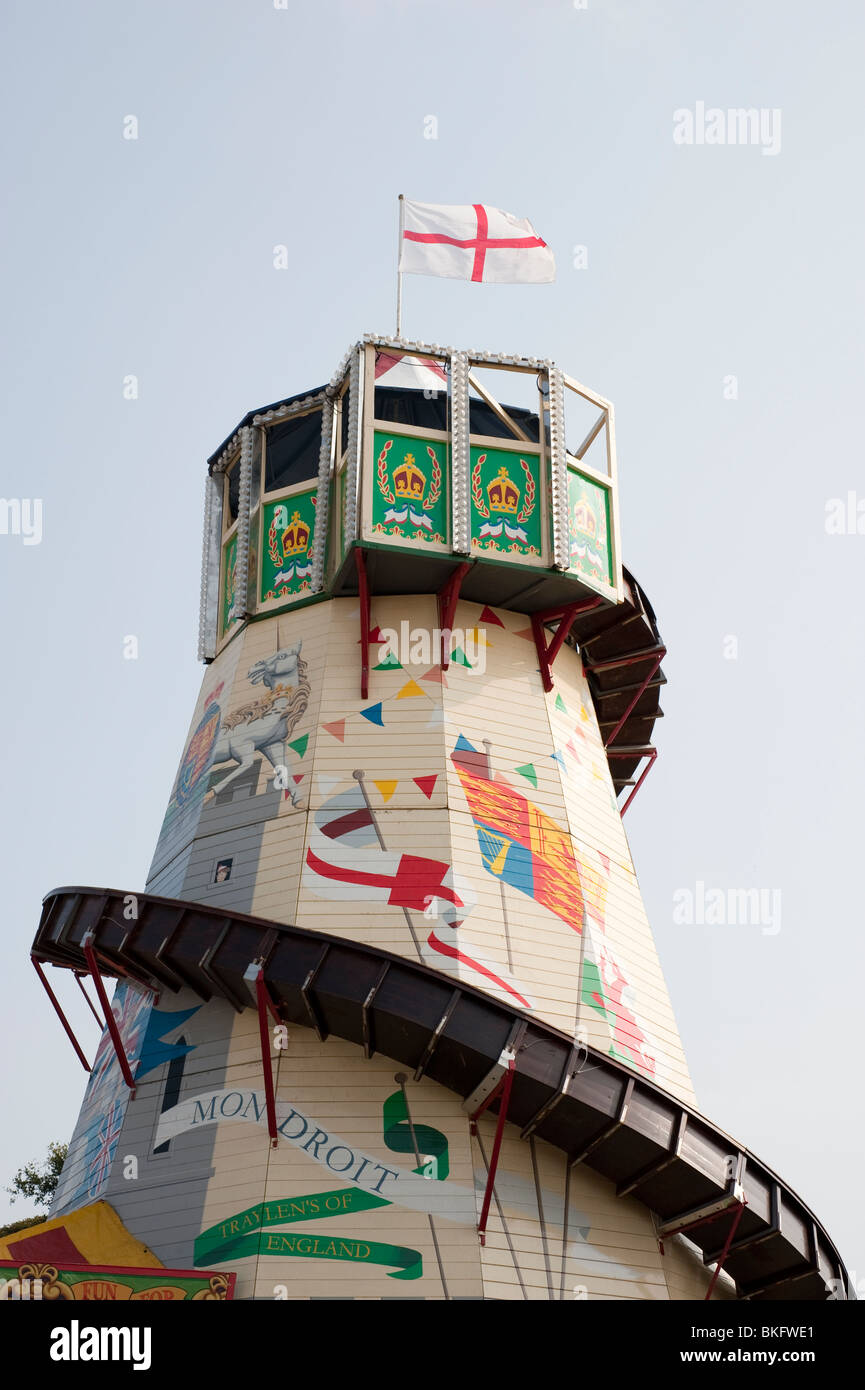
[399, 201, 556, 284]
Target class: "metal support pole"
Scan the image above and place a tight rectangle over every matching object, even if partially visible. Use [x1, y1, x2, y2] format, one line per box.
[583, 645, 666, 748]
[81, 933, 137, 1094]
[254, 969, 280, 1148]
[438, 562, 471, 670]
[606, 747, 658, 816]
[73, 970, 104, 1027]
[356, 547, 371, 699]
[531, 597, 603, 693]
[704, 1201, 746, 1301]
[31, 958, 91, 1072]
[396, 194, 405, 338]
[469, 1073, 506, 1129]
[476, 1059, 516, 1246]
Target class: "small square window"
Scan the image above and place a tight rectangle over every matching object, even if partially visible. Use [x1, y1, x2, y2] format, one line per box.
[212, 857, 233, 885]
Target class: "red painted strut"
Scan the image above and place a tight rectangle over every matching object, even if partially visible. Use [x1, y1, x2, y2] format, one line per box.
[438, 563, 472, 671]
[31, 958, 91, 1073]
[532, 598, 603, 693]
[82, 932, 137, 1094]
[73, 969, 104, 1027]
[476, 1059, 516, 1246]
[583, 644, 666, 749]
[704, 1201, 746, 1301]
[606, 746, 658, 816]
[254, 969, 282, 1147]
[355, 548, 371, 699]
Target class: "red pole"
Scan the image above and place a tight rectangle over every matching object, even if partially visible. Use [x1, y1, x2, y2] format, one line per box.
[82, 935, 136, 1093]
[620, 749, 658, 816]
[532, 598, 602, 692]
[73, 970, 105, 1027]
[438, 562, 471, 670]
[31, 958, 91, 1072]
[255, 970, 279, 1147]
[704, 1201, 746, 1300]
[603, 649, 665, 749]
[545, 597, 602, 667]
[356, 548, 370, 699]
[477, 1060, 515, 1246]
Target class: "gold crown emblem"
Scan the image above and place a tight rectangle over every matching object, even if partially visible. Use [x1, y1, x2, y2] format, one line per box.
[393, 452, 426, 500]
[486, 466, 520, 514]
[572, 497, 597, 538]
[282, 511, 310, 557]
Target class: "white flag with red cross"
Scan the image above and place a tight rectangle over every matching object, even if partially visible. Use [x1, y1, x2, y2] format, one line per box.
[399, 200, 556, 284]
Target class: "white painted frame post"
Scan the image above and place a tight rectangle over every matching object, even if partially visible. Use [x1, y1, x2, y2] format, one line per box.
[450, 350, 470, 554]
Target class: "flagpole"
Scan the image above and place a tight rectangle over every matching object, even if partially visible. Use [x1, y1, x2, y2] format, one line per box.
[483, 740, 514, 970]
[394, 1072, 451, 1299]
[352, 769, 423, 959]
[396, 194, 405, 339]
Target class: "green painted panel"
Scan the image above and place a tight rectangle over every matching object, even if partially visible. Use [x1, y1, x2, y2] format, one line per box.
[470, 445, 542, 558]
[371, 430, 448, 546]
[260, 488, 317, 602]
[567, 467, 612, 586]
[220, 532, 239, 634]
[246, 509, 260, 612]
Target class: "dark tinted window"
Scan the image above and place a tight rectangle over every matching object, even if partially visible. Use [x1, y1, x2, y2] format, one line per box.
[226, 459, 240, 523]
[372, 385, 541, 442]
[265, 411, 323, 493]
[469, 398, 541, 442]
[373, 386, 449, 431]
[340, 385, 351, 454]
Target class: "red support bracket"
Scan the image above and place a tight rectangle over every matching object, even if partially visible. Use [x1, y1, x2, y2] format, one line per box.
[73, 969, 105, 1027]
[437, 563, 472, 671]
[531, 598, 603, 693]
[704, 1201, 747, 1301]
[254, 968, 282, 1148]
[476, 1059, 516, 1246]
[355, 548, 371, 700]
[31, 958, 91, 1073]
[81, 932, 136, 1095]
[469, 1073, 506, 1131]
[607, 746, 658, 816]
[584, 645, 666, 749]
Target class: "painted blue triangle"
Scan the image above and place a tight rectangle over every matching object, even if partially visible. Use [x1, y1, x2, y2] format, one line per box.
[136, 1005, 201, 1080]
[360, 703, 384, 726]
[454, 733, 478, 754]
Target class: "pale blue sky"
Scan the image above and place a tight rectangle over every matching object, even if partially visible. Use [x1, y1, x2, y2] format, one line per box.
[1, 0, 862, 1282]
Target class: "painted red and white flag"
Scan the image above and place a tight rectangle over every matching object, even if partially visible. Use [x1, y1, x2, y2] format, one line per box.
[303, 780, 535, 1010]
[400, 201, 556, 284]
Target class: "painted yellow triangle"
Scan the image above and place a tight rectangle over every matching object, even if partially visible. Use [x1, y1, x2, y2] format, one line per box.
[373, 779, 398, 803]
[465, 626, 492, 647]
[397, 679, 425, 698]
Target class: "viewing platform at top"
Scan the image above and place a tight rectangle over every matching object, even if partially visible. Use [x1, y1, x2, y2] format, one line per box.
[201, 335, 623, 651]
[199, 335, 666, 805]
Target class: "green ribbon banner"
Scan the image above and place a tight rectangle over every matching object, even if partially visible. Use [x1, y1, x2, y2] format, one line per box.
[382, 1088, 450, 1180]
[194, 1187, 420, 1280]
[194, 1089, 451, 1281]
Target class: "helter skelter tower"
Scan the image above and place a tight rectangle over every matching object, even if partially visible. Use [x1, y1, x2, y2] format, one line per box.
[30, 335, 850, 1301]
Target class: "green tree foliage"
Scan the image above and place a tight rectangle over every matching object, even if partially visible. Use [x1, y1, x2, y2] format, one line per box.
[0, 1213, 50, 1239]
[5, 1141, 68, 1216]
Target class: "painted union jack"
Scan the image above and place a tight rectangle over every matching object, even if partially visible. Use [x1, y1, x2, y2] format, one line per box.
[87, 1099, 124, 1197]
[87, 982, 151, 1099]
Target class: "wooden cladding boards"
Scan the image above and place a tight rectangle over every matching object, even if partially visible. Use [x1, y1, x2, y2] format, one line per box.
[104, 1003, 721, 1300]
[146, 593, 692, 1109]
